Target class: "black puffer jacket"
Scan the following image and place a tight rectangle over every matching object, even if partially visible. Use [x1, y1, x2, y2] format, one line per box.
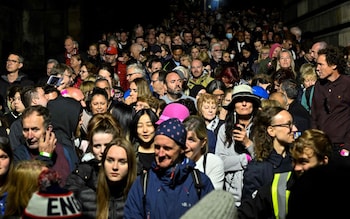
[65, 159, 126, 219]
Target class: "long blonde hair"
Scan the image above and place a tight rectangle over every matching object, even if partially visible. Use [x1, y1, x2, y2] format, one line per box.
[4, 160, 47, 216]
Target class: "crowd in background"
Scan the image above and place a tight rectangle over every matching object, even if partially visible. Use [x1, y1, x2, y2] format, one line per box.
[0, 5, 350, 219]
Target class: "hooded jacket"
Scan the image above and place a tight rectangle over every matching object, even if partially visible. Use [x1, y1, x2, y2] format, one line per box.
[47, 95, 83, 170]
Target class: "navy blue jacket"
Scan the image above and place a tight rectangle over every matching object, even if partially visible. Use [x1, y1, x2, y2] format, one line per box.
[124, 158, 214, 219]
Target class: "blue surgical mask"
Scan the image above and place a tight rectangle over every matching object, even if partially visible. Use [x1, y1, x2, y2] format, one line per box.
[226, 33, 233, 40]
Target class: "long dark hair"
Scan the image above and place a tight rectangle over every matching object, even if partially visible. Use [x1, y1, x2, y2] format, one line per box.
[130, 108, 158, 145]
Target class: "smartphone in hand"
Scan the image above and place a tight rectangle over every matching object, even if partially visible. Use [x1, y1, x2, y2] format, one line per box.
[47, 75, 63, 87]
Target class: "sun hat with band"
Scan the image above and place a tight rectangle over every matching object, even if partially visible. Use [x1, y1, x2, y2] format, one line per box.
[225, 84, 261, 110]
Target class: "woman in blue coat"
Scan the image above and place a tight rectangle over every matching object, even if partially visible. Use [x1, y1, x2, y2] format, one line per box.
[124, 118, 214, 219]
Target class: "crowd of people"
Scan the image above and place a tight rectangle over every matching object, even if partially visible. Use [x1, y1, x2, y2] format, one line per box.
[0, 5, 350, 219]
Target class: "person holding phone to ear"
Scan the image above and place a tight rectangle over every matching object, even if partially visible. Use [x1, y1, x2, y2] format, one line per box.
[12, 105, 73, 186]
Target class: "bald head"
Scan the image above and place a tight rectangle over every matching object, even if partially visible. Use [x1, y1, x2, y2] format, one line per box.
[62, 87, 86, 107]
[310, 41, 328, 62]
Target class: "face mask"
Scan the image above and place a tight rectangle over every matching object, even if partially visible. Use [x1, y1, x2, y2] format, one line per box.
[226, 33, 233, 40]
[230, 54, 235, 60]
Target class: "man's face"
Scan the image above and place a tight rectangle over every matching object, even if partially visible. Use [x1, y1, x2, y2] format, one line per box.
[316, 54, 334, 80]
[47, 62, 55, 76]
[151, 72, 164, 95]
[95, 80, 112, 100]
[190, 60, 204, 78]
[105, 54, 117, 64]
[183, 33, 193, 44]
[22, 113, 46, 149]
[154, 135, 183, 169]
[99, 44, 107, 56]
[172, 48, 183, 62]
[57, 70, 73, 91]
[34, 88, 49, 107]
[98, 69, 113, 88]
[310, 43, 320, 62]
[165, 72, 183, 95]
[6, 54, 22, 73]
[65, 38, 75, 53]
[126, 67, 142, 83]
[150, 62, 162, 73]
[293, 147, 325, 177]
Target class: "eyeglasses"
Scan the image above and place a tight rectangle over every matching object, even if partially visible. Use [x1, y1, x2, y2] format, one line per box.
[271, 122, 295, 130]
[126, 72, 138, 77]
[7, 59, 20, 63]
[214, 49, 222, 52]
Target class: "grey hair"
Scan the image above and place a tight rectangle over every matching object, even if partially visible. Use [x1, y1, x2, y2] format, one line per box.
[126, 63, 145, 77]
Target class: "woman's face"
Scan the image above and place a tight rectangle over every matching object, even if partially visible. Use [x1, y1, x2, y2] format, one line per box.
[270, 110, 298, 145]
[191, 48, 200, 59]
[12, 92, 25, 113]
[129, 82, 138, 104]
[92, 132, 114, 161]
[222, 92, 233, 107]
[279, 51, 292, 68]
[0, 149, 10, 177]
[137, 114, 155, 143]
[222, 52, 231, 62]
[90, 94, 109, 114]
[212, 89, 225, 105]
[234, 100, 254, 116]
[185, 130, 205, 162]
[200, 101, 218, 121]
[104, 145, 128, 182]
[79, 65, 89, 81]
[272, 47, 282, 58]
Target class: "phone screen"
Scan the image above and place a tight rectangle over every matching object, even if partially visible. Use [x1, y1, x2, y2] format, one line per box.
[47, 75, 63, 86]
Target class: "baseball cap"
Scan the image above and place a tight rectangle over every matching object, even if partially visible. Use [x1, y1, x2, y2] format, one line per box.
[105, 46, 118, 55]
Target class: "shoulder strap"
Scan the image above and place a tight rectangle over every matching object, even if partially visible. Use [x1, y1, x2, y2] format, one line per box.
[203, 153, 207, 174]
[191, 168, 203, 199]
[141, 170, 149, 217]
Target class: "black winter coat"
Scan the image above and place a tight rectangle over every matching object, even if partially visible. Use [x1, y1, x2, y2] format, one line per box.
[65, 159, 126, 219]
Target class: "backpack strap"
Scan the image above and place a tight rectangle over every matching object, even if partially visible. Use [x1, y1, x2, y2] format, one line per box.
[140, 170, 149, 217]
[203, 153, 207, 174]
[191, 168, 203, 199]
[141, 168, 203, 210]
